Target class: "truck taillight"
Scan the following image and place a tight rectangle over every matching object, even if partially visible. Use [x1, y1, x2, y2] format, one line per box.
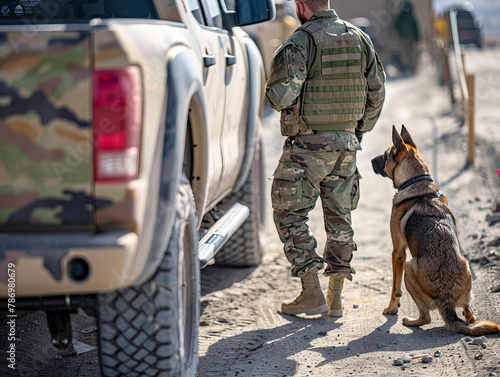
[93, 67, 142, 182]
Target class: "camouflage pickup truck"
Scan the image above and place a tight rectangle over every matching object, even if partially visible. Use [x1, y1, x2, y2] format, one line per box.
[0, 0, 274, 375]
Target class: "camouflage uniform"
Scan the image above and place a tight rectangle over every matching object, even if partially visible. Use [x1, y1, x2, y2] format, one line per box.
[265, 9, 385, 279]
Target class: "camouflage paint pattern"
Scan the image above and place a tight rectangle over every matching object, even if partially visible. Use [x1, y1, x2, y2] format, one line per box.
[0, 28, 94, 228]
[271, 132, 360, 279]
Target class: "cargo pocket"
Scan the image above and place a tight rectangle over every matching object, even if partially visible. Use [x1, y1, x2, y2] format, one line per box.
[350, 168, 362, 210]
[271, 163, 306, 211]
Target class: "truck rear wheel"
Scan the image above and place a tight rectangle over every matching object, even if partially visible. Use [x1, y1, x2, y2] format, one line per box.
[98, 175, 199, 377]
[215, 136, 266, 266]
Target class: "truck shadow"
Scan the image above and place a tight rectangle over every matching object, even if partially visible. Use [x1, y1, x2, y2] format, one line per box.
[201, 265, 257, 295]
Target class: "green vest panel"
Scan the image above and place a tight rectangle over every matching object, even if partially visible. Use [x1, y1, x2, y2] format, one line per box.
[299, 18, 367, 128]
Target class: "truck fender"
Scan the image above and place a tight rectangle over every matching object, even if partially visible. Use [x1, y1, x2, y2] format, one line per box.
[136, 48, 208, 285]
[232, 37, 265, 193]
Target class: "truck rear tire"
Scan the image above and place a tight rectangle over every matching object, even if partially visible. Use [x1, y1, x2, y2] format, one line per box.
[215, 136, 266, 266]
[98, 175, 199, 377]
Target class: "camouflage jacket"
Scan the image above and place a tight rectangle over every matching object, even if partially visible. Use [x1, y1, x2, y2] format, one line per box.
[265, 9, 386, 146]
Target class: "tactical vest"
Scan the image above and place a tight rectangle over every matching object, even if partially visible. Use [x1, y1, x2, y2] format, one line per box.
[283, 17, 367, 135]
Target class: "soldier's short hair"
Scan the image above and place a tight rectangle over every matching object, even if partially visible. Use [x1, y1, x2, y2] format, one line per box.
[299, 0, 329, 13]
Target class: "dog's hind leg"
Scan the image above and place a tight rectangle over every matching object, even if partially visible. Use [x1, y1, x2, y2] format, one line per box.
[383, 243, 406, 315]
[460, 263, 477, 324]
[402, 261, 432, 327]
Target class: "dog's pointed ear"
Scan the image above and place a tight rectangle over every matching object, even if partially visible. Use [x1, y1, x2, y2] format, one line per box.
[392, 125, 403, 147]
[401, 125, 417, 149]
[392, 125, 407, 158]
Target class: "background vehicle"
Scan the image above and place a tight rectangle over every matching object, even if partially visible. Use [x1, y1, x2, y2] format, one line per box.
[445, 2, 484, 48]
[0, 0, 274, 375]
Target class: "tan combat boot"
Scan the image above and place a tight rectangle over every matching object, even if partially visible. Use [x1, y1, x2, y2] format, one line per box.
[281, 267, 328, 315]
[326, 275, 345, 317]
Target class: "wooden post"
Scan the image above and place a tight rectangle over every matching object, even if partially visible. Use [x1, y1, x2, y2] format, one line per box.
[440, 49, 456, 104]
[466, 74, 475, 165]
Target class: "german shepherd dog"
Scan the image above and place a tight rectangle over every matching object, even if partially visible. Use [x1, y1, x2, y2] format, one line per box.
[371, 126, 500, 335]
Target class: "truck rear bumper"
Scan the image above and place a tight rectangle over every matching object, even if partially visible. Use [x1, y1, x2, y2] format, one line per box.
[0, 232, 138, 298]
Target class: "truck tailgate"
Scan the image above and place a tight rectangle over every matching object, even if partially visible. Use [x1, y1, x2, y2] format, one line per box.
[0, 25, 94, 230]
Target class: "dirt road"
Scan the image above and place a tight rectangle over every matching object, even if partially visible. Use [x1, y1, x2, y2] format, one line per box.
[197, 50, 500, 376]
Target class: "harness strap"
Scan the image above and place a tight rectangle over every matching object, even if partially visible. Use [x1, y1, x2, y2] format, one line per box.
[398, 174, 433, 191]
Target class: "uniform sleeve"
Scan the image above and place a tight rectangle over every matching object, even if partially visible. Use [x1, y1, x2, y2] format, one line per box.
[265, 33, 309, 111]
[358, 33, 386, 133]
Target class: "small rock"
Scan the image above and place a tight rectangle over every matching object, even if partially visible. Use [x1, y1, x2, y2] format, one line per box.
[491, 284, 500, 293]
[80, 325, 97, 334]
[402, 356, 412, 363]
[422, 356, 433, 363]
[353, 304, 359, 309]
[55, 355, 63, 360]
[472, 336, 486, 346]
[474, 352, 483, 360]
[434, 350, 441, 358]
[486, 212, 500, 226]
[393, 359, 404, 366]
[318, 331, 327, 336]
[464, 337, 472, 342]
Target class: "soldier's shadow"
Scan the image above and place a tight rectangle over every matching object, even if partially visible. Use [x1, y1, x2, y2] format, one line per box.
[311, 315, 460, 367]
[198, 314, 461, 376]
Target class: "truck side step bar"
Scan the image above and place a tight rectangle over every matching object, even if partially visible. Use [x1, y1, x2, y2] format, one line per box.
[198, 202, 250, 269]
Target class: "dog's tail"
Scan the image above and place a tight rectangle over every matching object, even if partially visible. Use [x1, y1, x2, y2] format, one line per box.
[439, 299, 500, 336]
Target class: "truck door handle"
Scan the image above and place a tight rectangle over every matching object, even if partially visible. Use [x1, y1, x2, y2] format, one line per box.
[203, 54, 216, 67]
[225, 54, 237, 66]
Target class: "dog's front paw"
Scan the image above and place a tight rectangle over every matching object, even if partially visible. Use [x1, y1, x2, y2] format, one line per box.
[383, 306, 399, 315]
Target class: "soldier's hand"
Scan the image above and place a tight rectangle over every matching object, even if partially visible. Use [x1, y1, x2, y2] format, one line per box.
[355, 129, 364, 144]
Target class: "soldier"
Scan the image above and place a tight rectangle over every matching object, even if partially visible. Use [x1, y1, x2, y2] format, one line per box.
[265, 0, 385, 317]
[395, 1, 420, 73]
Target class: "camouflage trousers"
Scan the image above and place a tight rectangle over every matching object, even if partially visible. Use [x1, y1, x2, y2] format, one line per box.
[271, 134, 360, 279]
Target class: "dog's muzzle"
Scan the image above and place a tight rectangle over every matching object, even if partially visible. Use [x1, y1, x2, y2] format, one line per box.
[371, 154, 388, 177]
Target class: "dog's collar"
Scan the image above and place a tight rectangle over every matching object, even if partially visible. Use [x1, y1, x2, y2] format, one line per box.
[398, 174, 434, 191]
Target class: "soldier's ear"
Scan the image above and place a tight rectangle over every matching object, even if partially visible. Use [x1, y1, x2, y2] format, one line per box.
[401, 125, 417, 149]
